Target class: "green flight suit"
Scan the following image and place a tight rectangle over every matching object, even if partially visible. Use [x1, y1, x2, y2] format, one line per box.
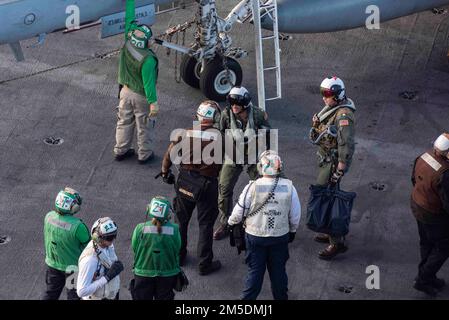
[217, 106, 271, 226]
[311, 99, 356, 244]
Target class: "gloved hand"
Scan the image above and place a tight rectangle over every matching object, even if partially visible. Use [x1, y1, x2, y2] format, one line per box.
[330, 169, 344, 184]
[149, 103, 159, 118]
[162, 170, 175, 185]
[312, 113, 320, 127]
[104, 260, 124, 282]
[289, 232, 296, 243]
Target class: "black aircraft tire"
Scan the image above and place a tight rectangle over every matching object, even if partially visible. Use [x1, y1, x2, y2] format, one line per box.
[180, 54, 201, 89]
[199, 57, 243, 102]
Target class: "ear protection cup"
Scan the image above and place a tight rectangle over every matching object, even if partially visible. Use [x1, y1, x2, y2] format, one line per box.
[212, 101, 222, 124]
[257, 161, 262, 176]
[92, 230, 99, 243]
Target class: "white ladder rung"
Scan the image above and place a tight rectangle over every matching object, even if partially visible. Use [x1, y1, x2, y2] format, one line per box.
[262, 35, 276, 40]
[264, 66, 279, 71]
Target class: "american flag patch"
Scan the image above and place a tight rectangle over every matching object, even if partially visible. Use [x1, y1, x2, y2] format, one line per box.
[339, 119, 349, 126]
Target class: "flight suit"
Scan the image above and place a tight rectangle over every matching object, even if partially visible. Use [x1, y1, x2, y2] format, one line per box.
[310, 99, 356, 245]
[216, 106, 271, 230]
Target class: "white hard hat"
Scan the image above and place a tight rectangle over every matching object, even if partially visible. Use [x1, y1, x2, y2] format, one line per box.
[257, 150, 283, 176]
[91, 217, 118, 242]
[320, 76, 346, 101]
[434, 133, 449, 152]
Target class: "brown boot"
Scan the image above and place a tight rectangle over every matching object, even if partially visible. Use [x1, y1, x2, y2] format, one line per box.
[318, 243, 348, 260]
[314, 233, 330, 243]
[213, 224, 229, 240]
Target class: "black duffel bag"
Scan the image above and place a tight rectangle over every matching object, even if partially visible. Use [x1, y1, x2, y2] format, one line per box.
[306, 184, 356, 237]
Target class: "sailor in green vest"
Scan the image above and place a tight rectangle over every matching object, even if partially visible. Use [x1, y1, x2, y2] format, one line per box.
[42, 187, 90, 300]
[130, 196, 181, 300]
[214, 86, 271, 240]
[114, 0, 159, 164]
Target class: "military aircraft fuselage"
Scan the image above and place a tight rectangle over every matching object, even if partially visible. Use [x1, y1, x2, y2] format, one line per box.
[0, 0, 174, 45]
[266, 0, 449, 33]
[2, 0, 449, 46]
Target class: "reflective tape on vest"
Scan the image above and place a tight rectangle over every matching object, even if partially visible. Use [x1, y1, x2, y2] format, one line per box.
[47, 217, 73, 231]
[421, 153, 442, 172]
[143, 225, 174, 235]
[186, 130, 219, 141]
[255, 184, 290, 193]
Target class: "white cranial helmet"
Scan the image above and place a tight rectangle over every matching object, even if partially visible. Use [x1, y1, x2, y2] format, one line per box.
[197, 100, 220, 123]
[257, 150, 283, 176]
[91, 217, 118, 242]
[434, 133, 449, 153]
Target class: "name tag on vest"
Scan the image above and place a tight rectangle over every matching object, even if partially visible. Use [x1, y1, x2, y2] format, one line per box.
[421, 153, 442, 171]
[143, 225, 174, 235]
[47, 218, 72, 231]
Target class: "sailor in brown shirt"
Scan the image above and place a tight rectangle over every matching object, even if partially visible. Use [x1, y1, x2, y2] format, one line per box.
[411, 133, 449, 296]
[161, 101, 223, 276]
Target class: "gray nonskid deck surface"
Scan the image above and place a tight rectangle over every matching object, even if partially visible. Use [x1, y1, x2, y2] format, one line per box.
[0, 2, 449, 299]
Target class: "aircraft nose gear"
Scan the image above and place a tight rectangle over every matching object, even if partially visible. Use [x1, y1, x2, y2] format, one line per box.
[156, 0, 250, 101]
[180, 55, 202, 89]
[199, 57, 242, 101]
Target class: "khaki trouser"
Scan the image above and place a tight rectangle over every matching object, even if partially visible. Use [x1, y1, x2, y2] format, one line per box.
[217, 164, 259, 226]
[114, 86, 154, 161]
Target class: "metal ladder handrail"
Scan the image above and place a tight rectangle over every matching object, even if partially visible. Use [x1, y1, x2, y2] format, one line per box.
[252, 0, 282, 111]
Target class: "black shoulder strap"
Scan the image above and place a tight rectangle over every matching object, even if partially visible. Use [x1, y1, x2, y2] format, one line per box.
[411, 155, 420, 186]
[244, 176, 280, 222]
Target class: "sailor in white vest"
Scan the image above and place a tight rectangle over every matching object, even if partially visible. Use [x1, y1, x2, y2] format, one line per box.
[228, 150, 301, 300]
[77, 217, 124, 300]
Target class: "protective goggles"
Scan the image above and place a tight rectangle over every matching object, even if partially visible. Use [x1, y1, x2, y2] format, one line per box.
[228, 95, 247, 107]
[100, 233, 117, 242]
[320, 87, 336, 98]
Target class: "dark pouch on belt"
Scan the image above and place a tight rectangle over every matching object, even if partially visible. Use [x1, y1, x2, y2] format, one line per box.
[176, 170, 207, 202]
[229, 223, 246, 254]
[174, 269, 189, 292]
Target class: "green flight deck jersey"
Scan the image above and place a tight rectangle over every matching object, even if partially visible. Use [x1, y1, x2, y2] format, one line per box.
[117, 0, 158, 104]
[44, 211, 90, 272]
[132, 221, 181, 277]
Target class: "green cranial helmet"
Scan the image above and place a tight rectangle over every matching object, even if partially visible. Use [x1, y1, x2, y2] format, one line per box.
[145, 196, 171, 222]
[55, 187, 82, 215]
[130, 23, 153, 49]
